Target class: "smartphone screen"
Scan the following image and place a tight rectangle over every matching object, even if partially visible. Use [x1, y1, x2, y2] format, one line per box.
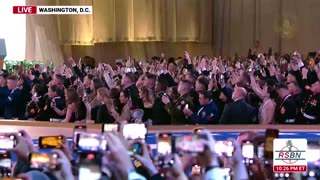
[74, 125, 87, 144]
[29, 152, 58, 169]
[79, 153, 102, 180]
[157, 133, 174, 168]
[242, 140, 254, 159]
[0, 135, 16, 152]
[214, 141, 233, 157]
[307, 141, 320, 164]
[77, 133, 106, 152]
[175, 135, 205, 153]
[131, 143, 142, 155]
[221, 168, 232, 180]
[39, 136, 63, 149]
[225, 141, 234, 157]
[102, 124, 118, 133]
[123, 124, 147, 140]
[264, 129, 279, 159]
[257, 144, 264, 159]
[0, 153, 11, 169]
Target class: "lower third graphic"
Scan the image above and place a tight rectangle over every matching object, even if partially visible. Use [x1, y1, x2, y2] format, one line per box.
[273, 139, 307, 173]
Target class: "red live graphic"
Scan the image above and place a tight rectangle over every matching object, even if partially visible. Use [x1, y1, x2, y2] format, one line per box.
[13, 6, 37, 14]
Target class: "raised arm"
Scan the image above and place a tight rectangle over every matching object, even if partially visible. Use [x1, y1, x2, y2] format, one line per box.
[249, 74, 264, 100]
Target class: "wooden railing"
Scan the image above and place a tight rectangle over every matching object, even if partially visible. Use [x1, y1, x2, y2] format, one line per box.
[0, 120, 319, 139]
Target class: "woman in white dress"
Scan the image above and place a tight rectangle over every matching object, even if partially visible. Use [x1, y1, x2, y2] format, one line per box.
[250, 74, 277, 124]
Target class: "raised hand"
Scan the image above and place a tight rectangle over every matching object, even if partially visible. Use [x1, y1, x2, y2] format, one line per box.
[67, 56, 76, 67]
[184, 51, 192, 64]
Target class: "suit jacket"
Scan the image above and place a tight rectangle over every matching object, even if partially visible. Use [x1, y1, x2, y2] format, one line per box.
[95, 104, 115, 124]
[220, 99, 257, 124]
[0, 86, 10, 117]
[35, 96, 66, 121]
[152, 92, 171, 125]
[4, 88, 22, 119]
[125, 85, 143, 109]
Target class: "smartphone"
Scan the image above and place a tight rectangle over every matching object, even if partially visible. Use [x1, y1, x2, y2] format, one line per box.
[257, 143, 265, 159]
[225, 141, 234, 157]
[157, 133, 174, 168]
[78, 153, 102, 180]
[102, 123, 119, 133]
[175, 134, 205, 153]
[307, 141, 320, 164]
[38, 136, 63, 149]
[242, 140, 254, 163]
[264, 129, 279, 159]
[221, 168, 232, 180]
[2, 132, 23, 137]
[77, 133, 106, 152]
[0, 152, 11, 169]
[29, 152, 58, 169]
[131, 143, 142, 155]
[123, 124, 147, 140]
[73, 125, 87, 149]
[185, 104, 189, 109]
[215, 141, 234, 157]
[0, 134, 16, 152]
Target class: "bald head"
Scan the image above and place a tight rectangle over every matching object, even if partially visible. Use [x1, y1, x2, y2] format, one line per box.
[232, 87, 247, 100]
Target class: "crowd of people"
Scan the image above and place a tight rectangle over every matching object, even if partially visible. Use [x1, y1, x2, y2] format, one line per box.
[0, 47, 319, 125]
[1, 127, 316, 180]
[0, 46, 320, 180]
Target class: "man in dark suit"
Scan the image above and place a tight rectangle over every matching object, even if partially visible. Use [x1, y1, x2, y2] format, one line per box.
[4, 75, 22, 119]
[220, 87, 257, 124]
[0, 71, 10, 117]
[121, 72, 143, 109]
[35, 85, 66, 121]
[152, 76, 171, 125]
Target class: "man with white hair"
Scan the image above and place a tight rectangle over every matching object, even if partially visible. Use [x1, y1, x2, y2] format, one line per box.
[220, 87, 257, 124]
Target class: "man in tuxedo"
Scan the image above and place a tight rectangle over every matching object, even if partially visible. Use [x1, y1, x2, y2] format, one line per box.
[4, 75, 22, 119]
[220, 87, 257, 124]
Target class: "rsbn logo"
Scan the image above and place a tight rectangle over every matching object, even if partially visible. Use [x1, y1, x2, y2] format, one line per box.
[273, 139, 307, 173]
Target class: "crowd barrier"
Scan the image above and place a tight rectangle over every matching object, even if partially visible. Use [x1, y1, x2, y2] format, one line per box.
[0, 120, 320, 141]
[1, 120, 320, 162]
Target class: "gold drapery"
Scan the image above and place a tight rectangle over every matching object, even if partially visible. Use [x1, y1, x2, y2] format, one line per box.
[213, 0, 320, 56]
[26, 0, 64, 65]
[25, 0, 320, 64]
[55, 0, 213, 44]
